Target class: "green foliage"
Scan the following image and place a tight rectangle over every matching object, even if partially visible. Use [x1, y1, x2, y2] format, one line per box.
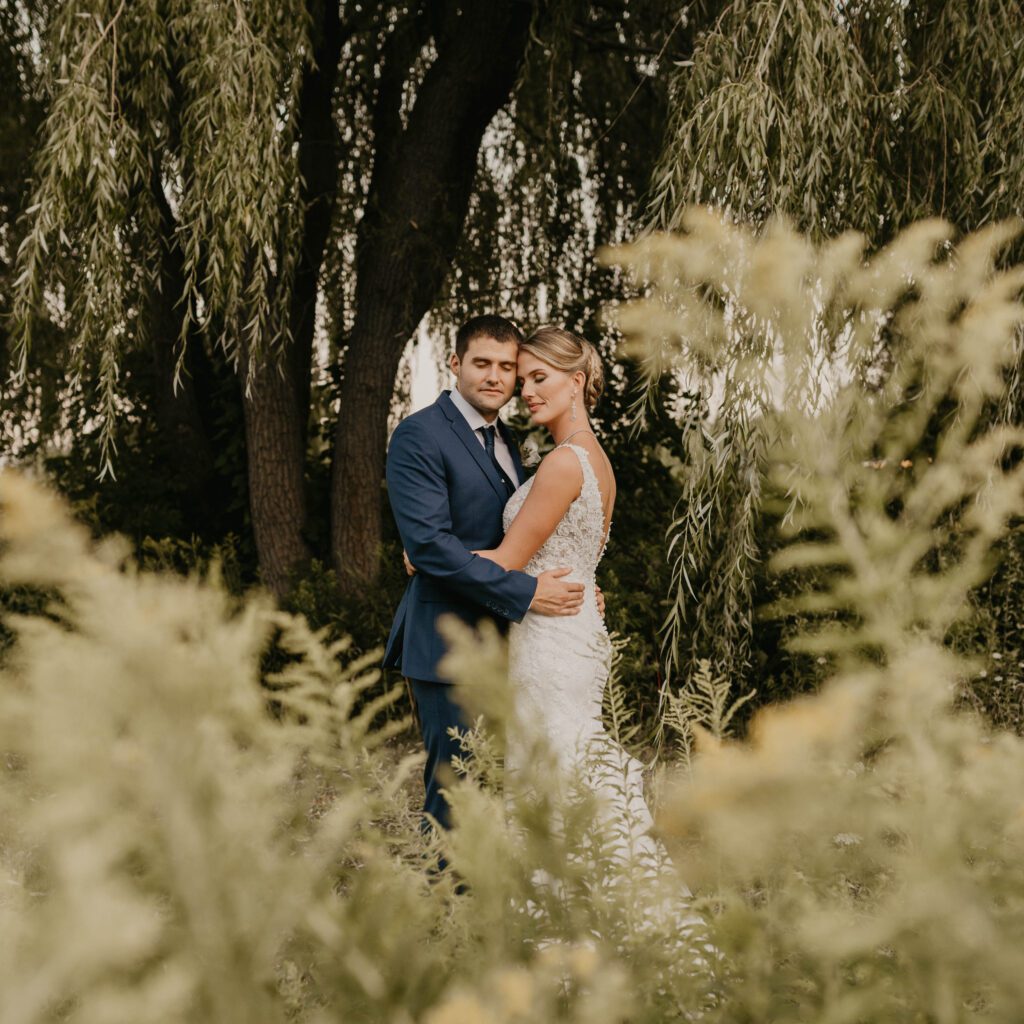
[283, 549, 409, 672]
[0, 471, 718, 1023]
[5, 342, 255, 586]
[640, 0, 1024, 709]
[41, 403, 249, 552]
[4, 0, 698, 596]
[623, 211, 1024, 1020]
[609, 205, 1024, 705]
[649, 0, 1024, 239]
[660, 658, 756, 770]
[4, 0, 690, 476]
[9, 0, 308, 471]
[0, 471, 427, 1023]
[440, 1, 685, 341]
[950, 524, 1024, 733]
[0, 0, 47, 418]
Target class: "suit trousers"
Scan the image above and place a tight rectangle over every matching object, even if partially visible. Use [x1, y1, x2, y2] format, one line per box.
[409, 678, 470, 832]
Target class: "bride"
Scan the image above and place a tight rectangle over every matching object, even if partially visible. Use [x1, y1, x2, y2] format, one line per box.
[475, 325, 666, 870]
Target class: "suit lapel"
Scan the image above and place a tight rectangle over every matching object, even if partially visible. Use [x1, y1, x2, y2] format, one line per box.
[437, 391, 511, 501]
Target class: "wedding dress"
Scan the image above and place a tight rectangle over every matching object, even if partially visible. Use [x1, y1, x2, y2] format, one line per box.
[503, 442, 671, 873]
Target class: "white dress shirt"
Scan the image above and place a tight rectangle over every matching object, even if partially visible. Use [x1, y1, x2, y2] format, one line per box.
[448, 387, 518, 483]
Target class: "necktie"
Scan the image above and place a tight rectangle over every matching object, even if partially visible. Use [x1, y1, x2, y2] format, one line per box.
[481, 425, 515, 495]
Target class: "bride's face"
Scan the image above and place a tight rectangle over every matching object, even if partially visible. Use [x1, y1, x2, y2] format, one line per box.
[517, 350, 574, 425]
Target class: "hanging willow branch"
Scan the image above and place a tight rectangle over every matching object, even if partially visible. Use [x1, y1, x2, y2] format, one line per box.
[10, 0, 310, 474]
[638, 0, 1024, 691]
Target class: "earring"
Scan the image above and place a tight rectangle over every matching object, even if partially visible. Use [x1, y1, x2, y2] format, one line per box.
[571, 390, 578, 421]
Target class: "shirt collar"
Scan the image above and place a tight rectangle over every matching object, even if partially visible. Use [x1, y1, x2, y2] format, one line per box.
[448, 386, 498, 435]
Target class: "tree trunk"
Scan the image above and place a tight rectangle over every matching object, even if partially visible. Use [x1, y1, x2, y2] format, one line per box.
[241, 353, 311, 597]
[147, 321, 217, 515]
[329, 0, 534, 588]
[241, 0, 345, 598]
[289, 0, 345, 437]
[331, 306, 407, 588]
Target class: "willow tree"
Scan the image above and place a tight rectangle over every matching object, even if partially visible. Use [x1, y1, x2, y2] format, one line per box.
[9, 0, 320, 592]
[0, 1, 42, 383]
[316, 0, 719, 586]
[643, 0, 1024, 686]
[6, 0, 711, 595]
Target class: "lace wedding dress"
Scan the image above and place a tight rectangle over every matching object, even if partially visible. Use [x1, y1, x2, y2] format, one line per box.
[503, 442, 669, 871]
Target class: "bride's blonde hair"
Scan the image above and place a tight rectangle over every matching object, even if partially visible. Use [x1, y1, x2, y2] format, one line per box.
[520, 326, 604, 411]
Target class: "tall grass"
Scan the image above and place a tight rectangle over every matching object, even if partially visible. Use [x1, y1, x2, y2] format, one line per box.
[5, 212, 1024, 1021]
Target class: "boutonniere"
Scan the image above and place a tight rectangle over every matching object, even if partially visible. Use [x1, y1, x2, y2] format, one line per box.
[519, 437, 541, 469]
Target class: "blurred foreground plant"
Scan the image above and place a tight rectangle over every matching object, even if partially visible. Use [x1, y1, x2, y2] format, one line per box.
[0, 473, 711, 1024]
[0, 470, 448, 1023]
[607, 211, 1024, 1020]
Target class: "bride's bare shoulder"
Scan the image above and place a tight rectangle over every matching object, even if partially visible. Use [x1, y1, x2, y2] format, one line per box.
[535, 445, 585, 484]
[511, 447, 585, 523]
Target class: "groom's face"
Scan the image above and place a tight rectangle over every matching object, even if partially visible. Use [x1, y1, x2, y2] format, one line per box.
[450, 335, 519, 417]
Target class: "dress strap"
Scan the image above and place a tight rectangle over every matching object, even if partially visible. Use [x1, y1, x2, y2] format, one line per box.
[552, 443, 597, 499]
[557, 443, 612, 550]
[556, 441, 594, 473]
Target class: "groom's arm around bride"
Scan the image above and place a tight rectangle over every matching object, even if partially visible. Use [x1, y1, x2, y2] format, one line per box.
[383, 403, 584, 686]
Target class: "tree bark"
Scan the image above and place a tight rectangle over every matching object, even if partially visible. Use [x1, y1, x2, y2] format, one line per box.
[329, 0, 535, 588]
[240, 352, 311, 597]
[241, 0, 345, 597]
[289, 0, 345, 437]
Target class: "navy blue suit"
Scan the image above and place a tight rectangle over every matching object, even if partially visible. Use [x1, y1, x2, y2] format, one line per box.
[384, 390, 537, 830]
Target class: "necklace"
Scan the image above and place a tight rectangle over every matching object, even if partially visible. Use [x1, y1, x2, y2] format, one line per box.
[556, 427, 595, 448]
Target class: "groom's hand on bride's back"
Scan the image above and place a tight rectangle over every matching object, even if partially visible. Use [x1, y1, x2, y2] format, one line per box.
[530, 567, 585, 616]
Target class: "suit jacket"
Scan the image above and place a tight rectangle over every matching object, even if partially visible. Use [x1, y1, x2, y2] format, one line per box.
[383, 390, 538, 683]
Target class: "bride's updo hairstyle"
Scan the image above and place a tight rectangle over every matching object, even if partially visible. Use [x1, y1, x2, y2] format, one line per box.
[520, 326, 604, 411]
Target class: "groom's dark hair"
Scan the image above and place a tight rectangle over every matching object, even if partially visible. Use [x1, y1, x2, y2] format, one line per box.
[455, 315, 524, 360]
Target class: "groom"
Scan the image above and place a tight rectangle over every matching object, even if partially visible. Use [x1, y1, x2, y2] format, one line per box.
[384, 314, 585, 833]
